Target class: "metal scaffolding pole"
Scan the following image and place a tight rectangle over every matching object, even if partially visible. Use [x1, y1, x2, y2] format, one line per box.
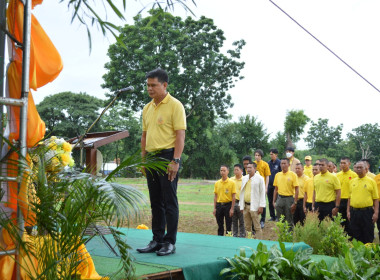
[0, 0, 7, 156]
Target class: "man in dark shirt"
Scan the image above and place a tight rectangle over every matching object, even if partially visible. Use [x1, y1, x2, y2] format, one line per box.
[267, 148, 281, 221]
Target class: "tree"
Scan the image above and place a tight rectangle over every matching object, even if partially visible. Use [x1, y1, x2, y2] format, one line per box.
[347, 123, 380, 171]
[269, 131, 287, 158]
[221, 115, 270, 161]
[284, 110, 309, 147]
[102, 9, 245, 176]
[305, 118, 343, 155]
[37, 92, 104, 139]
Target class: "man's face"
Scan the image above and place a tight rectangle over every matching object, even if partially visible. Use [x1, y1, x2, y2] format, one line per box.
[243, 160, 250, 170]
[353, 164, 358, 173]
[319, 161, 328, 173]
[234, 167, 242, 177]
[220, 166, 229, 178]
[355, 162, 367, 178]
[254, 153, 261, 162]
[312, 166, 320, 176]
[269, 152, 277, 161]
[305, 159, 311, 166]
[246, 164, 256, 175]
[146, 77, 167, 100]
[286, 150, 294, 159]
[328, 162, 335, 173]
[340, 160, 350, 172]
[281, 160, 289, 172]
[295, 165, 303, 176]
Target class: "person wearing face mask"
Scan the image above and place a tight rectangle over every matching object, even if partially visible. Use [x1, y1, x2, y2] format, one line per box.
[285, 147, 300, 173]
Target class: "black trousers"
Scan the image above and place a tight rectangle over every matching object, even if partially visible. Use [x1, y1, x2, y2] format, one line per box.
[350, 207, 374, 244]
[267, 185, 276, 219]
[315, 201, 335, 221]
[215, 202, 232, 236]
[293, 199, 305, 225]
[146, 150, 179, 245]
[339, 199, 351, 237]
[306, 202, 312, 212]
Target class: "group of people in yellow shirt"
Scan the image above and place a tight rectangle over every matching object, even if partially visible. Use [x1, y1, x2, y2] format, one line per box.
[213, 148, 380, 244]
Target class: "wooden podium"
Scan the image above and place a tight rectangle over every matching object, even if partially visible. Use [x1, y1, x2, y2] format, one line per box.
[68, 130, 129, 175]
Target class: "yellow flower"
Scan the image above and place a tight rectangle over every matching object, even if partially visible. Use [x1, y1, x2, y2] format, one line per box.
[60, 153, 71, 166]
[62, 142, 72, 152]
[137, 224, 149, 230]
[51, 157, 60, 167]
[48, 142, 57, 150]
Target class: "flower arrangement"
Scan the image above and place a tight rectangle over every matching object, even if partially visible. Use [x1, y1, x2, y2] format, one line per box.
[136, 224, 149, 230]
[43, 136, 75, 172]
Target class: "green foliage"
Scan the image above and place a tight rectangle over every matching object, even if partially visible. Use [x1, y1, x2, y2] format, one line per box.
[0, 142, 166, 279]
[305, 118, 343, 155]
[269, 131, 287, 158]
[37, 92, 103, 138]
[293, 212, 350, 257]
[220, 115, 270, 161]
[274, 215, 293, 243]
[284, 110, 309, 146]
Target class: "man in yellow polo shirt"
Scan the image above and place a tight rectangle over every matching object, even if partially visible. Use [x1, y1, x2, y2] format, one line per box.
[137, 68, 186, 256]
[231, 164, 245, 237]
[304, 156, 313, 178]
[303, 163, 320, 213]
[313, 158, 341, 221]
[286, 147, 301, 173]
[273, 158, 299, 227]
[362, 159, 376, 179]
[214, 165, 236, 236]
[254, 149, 271, 229]
[294, 163, 309, 225]
[347, 161, 379, 244]
[336, 157, 357, 237]
[375, 172, 380, 240]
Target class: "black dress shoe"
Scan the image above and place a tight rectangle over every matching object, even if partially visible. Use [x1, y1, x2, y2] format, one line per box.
[156, 242, 176, 256]
[136, 240, 162, 253]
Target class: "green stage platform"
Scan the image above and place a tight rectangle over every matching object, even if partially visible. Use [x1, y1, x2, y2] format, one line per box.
[87, 228, 311, 279]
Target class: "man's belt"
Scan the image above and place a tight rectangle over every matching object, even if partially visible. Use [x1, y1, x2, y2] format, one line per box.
[217, 202, 232, 206]
[245, 202, 250, 205]
[350, 206, 373, 211]
[279, 195, 293, 198]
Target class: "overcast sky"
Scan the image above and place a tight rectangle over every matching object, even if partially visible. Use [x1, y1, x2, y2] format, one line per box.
[30, 0, 380, 149]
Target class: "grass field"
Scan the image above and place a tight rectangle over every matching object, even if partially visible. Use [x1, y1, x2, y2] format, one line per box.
[114, 178, 280, 240]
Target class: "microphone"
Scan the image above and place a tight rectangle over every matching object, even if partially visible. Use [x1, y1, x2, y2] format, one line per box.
[115, 86, 134, 94]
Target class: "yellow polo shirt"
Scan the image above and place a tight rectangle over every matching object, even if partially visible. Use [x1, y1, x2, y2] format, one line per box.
[244, 180, 252, 202]
[367, 172, 376, 180]
[230, 176, 243, 201]
[273, 171, 299, 196]
[304, 165, 313, 178]
[296, 174, 309, 199]
[289, 157, 301, 173]
[375, 174, 380, 198]
[254, 160, 271, 184]
[304, 178, 314, 203]
[214, 178, 236, 203]
[336, 169, 358, 199]
[142, 93, 186, 152]
[349, 176, 379, 208]
[314, 171, 341, 203]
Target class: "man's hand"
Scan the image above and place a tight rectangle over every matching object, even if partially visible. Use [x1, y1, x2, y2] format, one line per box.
[213, 209, 216, 217]
[347, 210, 350, 221]
[229, 207, 234, 217]
[372, 212, 378, 224]
[273, 202, 276, 209]
[332, 207, 339, 217]
[257, 207, 263, 215]
[168, 161, 179, 181]
[303, 207, 307, 213]
[290, 203, 296, 214]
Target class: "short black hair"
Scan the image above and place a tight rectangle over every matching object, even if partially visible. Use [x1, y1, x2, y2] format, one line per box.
[319, 158, 329, 165]
[234, 164, 243, 170]
[146, 68, 169, 83]
[254, 149, 264, 157]
[341, 157, 350, 162]
[270, 148, 278, 154]
[360, 159, 370, 166]
[247, 162, 257, 168]
[280, 158, 290, 163]
[242, 155, 252, 161]
[220, 164, 229, 170]
[313, 163, 320, 167]
[286, 147, 295, 152]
